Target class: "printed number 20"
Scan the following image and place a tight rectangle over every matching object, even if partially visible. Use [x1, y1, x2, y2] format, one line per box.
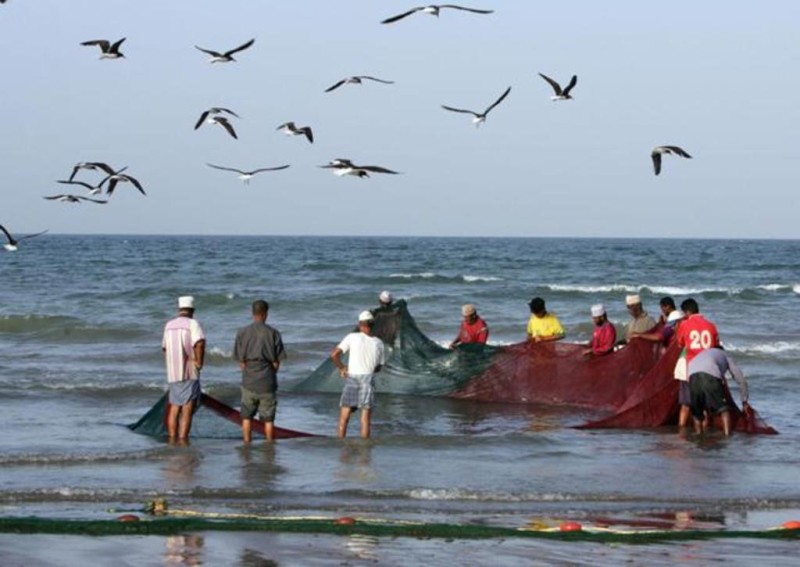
[689, 330, 713, 350]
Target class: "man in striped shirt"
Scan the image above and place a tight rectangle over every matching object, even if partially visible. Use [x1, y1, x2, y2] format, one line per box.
[162, 296, 205, 441]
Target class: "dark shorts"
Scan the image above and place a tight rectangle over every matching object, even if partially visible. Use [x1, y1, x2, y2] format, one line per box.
[678, 381, 691, 406]
[168, 380, 201, 406]
[240, 388, 277, 422]
[689, 372, 730, 420]
[340, 374, 375, 410]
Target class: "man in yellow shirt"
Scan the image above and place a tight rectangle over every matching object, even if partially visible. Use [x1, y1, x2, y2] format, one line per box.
[526, 297, 565, 342]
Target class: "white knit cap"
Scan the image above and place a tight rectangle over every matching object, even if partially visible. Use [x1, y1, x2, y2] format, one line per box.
[462, 304, 476, 316]
[625, 294, 641, 306]
[379, 290, 393, 304]
[358, 310, 374, 322]
[667, 310, 684, 323]
[591, 304, 605, 317]
[178, 296, 195, 309]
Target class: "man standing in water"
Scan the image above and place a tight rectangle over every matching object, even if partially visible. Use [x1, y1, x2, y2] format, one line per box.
[623, 294, 657, 341]
[331, 311, 386, 438]
[162, 296, 205, 442]
[688, 346, 750, 436]
[450, 304, 489, 348]
[233, 300, 286, 443]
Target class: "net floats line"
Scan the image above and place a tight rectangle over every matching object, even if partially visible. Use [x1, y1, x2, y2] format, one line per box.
[1, 516, 800, 543]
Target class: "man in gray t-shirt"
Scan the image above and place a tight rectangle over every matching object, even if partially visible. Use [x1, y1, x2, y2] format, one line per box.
[233, 299, 286, 442]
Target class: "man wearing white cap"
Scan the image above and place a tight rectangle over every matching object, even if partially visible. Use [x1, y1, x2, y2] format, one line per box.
[449, 304, 489, 349]
[583, 304, 616, 357]
[162, 296, 205, 441]
[623, 294, 656, 341]
[378, 290, 393, 308]
[331, 310, 386, 438]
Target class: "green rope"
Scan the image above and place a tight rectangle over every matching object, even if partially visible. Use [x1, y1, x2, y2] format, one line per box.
[1, 517, 798, 544]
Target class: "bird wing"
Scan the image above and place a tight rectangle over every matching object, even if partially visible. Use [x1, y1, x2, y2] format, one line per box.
[124, 175, 146, 195]
[85, 197, 109, 204]
[218, 107, 239, 117]
[380, 7, 424, 24]
[324, 79, 347, 92]
[276, 122, 294, 130]
[224, 38, 255, 57]
[0, 224, 13, 244]
[249, 165, 291, 174]
[81, 39, 110, 51]
[441, 5, 494, 14]
[651, 151, 662, 176]
[44, 195, 66, 200]
[301, 127, 314, 144]
[441, 105, 478, 116]
[194, 110, 210, 130]
[216, 117, 238, 139]
[206, 163, 245, 174]
[110, 37, 126, 52]
[359, 165, 399, 174]
[665, 145, 692, 158]
[538, 73, 563, 96]
[562, 75, 578, 96]
[89, 162, 116, 176]
[18, 229, 49, 241]
[195, 45, 222, 57]
[105, 178, 119, 195]
[358, 76, 395, 84]
[483, 86, 511, 115]
[57, 179, 95, 191]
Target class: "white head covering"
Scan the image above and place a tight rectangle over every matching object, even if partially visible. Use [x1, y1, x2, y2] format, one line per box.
[379, 290, 393, 304]
[462, 304, 476, 316]
[625, 294, 641, 306]
[591, 304, 605, 317]
[178, 296, 195, 310]
[358, 310, 375, 322]
[667, 310, 684, 324]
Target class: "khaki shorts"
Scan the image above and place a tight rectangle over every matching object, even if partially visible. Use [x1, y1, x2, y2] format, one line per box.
[240, 388, 277, 422]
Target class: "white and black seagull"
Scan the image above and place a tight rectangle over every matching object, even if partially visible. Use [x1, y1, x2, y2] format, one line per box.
[81, 38, 126, 59]
[195, 112, 238, 139]
[276, 122, 314, 144]
[194, 107, 239, 130]
[57, 175, 119, 196]
[1, 225, 48, 252]
[195, 38, 255, 63]
[44, 194, 108, 204]
[68, 161, 116, 182]
[318, 159, 400, 178]
[101, 168, 146, 195]
[441, 85, 511, 127]
[206, 163, 290, 184]
[325, 76, 394, 93]
[538, 73, 578, 101]
[381, 5, 493, 24]
[651, 146, 692, 176]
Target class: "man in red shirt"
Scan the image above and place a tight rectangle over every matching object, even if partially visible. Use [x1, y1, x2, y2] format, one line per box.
[676, 298, 720, 363]
[450, 304, 489, 348]
[583, 304, 616, 356]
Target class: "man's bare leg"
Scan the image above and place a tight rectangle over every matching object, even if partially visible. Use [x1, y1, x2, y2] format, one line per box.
[242, 418, 252, 443]
[338, 407, 352, 438]
[178, 401, 194, 441]
[720, 410, 732, 436]
[264, 421, 275, 442]
[678, 405, 691, 428]
[360, 408, 372, 439]
[167, 403, 181, 440]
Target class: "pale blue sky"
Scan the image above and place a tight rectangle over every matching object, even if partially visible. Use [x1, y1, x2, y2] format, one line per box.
[1, 0, 798, 238]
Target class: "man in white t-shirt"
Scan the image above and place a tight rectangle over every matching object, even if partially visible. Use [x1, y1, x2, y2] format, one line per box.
[162, 295, 205, 441]
[331, 310, 386, 438]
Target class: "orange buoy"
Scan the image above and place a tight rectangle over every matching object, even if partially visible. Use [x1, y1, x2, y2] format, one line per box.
[334, 517, 356, 525]
[117, 514, 140, 522]
[559, 521, 582, 532]
[782, 520, 800, 530]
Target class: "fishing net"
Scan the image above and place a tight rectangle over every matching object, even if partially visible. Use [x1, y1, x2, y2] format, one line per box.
[128, 393, 318, 439]
[291, 302, 777, 433]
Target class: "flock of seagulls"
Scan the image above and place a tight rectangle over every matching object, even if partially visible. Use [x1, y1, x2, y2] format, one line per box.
[1, 3, 695, 252]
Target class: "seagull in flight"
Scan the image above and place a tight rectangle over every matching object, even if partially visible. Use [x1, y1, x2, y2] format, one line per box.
[381, 5, 494, 24]
[276, 122, 314, 144]
[44, 194, 108, 204]
[57, 175, 121, 196]
[68, 161, 117, 182]
[538, 73, 578, 101]
[195, 38, 255, 63]
[206, 163, 290, 184]
[319, 159, 400, 178]
[441, 86, 511, 127]
[195, 114, 238, 139]
[325, 76, 394, 93]
[1, 225, 48, 252]
[651, 146, 692, 176]
[101, 169, 146, 195]
[194, 107, 239, 131]
[81, 38, 126, 59]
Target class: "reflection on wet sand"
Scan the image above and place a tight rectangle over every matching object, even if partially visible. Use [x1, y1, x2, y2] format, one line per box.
[164, 534, 204, 565]
[162, 444, 201, 484]
[337, 439, 376, 483]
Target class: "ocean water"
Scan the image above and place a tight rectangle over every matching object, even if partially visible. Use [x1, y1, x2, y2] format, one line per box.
[1, 235, 799, 564]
